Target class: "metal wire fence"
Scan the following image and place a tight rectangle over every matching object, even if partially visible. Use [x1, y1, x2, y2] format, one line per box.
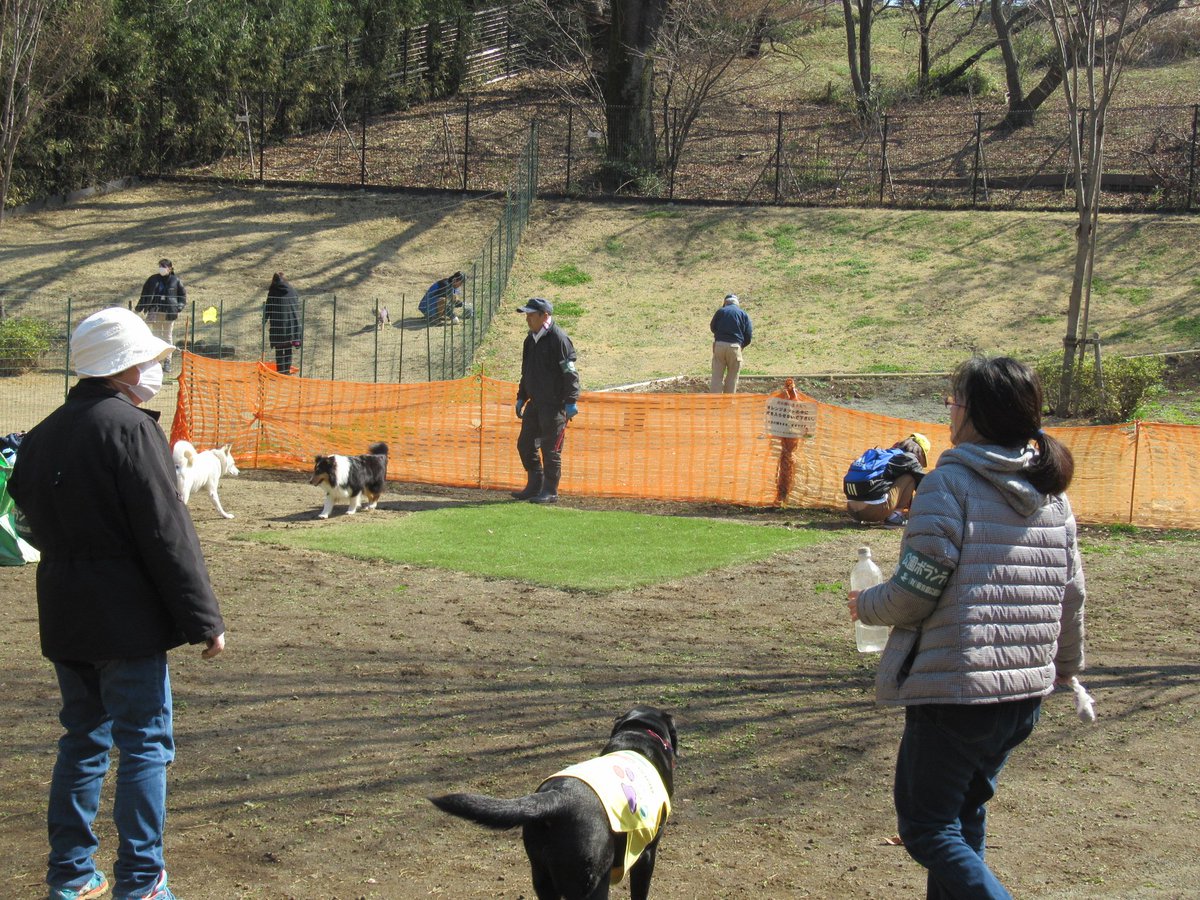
[0, 123, 538, 436]
[183, 85, 1200, 211]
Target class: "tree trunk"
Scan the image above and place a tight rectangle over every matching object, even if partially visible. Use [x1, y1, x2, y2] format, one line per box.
[1058, 217, 1091, 415]
[603, 0, 667, 183]
[992, 0, 1032, 127]
[841, 0, 868, 104]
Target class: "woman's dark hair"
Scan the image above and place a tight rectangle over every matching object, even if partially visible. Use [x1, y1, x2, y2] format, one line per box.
[271, 271, 285, 286]
[951, 355, 1074, 494]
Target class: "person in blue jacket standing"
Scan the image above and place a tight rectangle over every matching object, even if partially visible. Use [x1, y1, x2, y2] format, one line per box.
[709, 293, 752, 393]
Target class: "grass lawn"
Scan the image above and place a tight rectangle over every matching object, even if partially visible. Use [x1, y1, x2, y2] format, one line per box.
[245, 503, 827, 591]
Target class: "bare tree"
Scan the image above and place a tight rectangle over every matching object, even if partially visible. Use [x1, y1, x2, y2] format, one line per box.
[654, 1, 813, 180]
[901, 0, 968, 93]
[1044, 0, 1143, 414]
[0, 0, 105, 223]
[996, 0, 1182, 127]
[523, 0, 813, 190]
[840, 0, 892, 110]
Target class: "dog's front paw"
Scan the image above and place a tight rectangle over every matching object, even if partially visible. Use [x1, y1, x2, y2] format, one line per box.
[316, 512, 330, 520]
[221, 512, 235, 519]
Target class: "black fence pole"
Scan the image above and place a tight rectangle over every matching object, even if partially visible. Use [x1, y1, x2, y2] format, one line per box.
[774, 111, 783, 204]
[1188, 104, 1199, 213]
[259, 90, 266, 182]
[879, 114, 889, 204]
[373, 299, 379, 383]
[972, 110, 982, 208]
[298, 297, 306, 377]
[361, 92, 369, 187]
[331, 294, 337, 381]
[157, 83, 165, 176]
[463, 95, 471, 191]
[565, 105, 573, 194]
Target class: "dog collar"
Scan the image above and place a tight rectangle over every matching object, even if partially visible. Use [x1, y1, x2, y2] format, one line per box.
[646, 729, 675, 767]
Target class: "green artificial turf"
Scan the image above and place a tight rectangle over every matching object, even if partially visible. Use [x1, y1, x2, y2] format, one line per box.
[247, 503, 824, 591]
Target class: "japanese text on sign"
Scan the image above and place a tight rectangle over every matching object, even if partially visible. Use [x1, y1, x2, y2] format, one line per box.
[765, 397, 817, 438]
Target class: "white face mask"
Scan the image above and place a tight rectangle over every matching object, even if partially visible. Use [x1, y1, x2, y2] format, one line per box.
[158, 266, 170, 276]
[127, 360, 164, 404]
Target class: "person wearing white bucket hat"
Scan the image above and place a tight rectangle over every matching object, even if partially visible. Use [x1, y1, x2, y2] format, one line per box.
[9, 307, 225, 900]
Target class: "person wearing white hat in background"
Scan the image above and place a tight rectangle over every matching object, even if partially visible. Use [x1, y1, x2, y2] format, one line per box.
[8, 307, 225, 900]
[709, 293, 752, 393]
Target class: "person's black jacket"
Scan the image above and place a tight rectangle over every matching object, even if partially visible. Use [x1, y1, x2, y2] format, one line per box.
[137, 272, 187, 320]
[264, 277, 303, 348]
[518, 322, 580, 409]
[8, 379, 224, 662]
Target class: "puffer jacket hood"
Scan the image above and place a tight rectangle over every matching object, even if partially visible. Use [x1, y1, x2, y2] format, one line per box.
[937, 442, 1045, 518]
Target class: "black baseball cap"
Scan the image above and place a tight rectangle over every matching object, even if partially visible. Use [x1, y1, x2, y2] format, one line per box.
[516, 298, 553, 314]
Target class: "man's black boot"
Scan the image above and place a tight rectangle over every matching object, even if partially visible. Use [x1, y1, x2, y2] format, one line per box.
[511, 475, 543, 501]
[529, 474, 559, 504]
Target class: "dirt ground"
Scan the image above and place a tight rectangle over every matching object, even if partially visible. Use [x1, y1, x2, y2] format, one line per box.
[2, 467, 1198, 900]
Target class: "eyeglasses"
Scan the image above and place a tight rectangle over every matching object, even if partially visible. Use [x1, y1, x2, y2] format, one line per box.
[944, 397, 966, 409]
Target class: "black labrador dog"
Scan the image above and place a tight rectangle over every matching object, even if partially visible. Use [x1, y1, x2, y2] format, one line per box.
[430, 706, 678, 900]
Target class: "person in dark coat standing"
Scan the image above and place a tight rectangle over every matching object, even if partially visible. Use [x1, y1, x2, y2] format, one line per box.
[263, 272, 303, 375]
[9, 307, 226, 900]
[136, 258, 187, 372]
[513, 297, 580, 504]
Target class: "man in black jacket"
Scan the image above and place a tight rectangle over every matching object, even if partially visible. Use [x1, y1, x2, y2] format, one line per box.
[10, 307, 225, 900]
[513, 298, 580, 504]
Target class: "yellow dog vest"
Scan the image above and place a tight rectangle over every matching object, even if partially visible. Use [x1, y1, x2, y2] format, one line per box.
[547, 749, 672, 884]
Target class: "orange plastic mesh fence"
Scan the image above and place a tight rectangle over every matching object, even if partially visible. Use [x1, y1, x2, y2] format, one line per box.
[172, 354, 1200, 529]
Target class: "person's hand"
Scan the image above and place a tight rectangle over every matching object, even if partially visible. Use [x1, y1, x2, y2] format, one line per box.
[515, 399, 526, 419]
[565, 402, 578, 420]
[202, 632, 225, 660]
[848, 590, 860, 622]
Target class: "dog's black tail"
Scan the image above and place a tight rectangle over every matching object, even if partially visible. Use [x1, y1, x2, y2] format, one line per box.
[429, 790, 570, 830]
[369, 442, 388, 457]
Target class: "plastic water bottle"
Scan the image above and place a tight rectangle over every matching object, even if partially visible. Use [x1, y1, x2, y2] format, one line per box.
[850, 546, 889, 653]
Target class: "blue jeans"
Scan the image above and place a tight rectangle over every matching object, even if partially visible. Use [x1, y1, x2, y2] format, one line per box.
[894, 698, 1042, 900]
[49, 655, 175, 898]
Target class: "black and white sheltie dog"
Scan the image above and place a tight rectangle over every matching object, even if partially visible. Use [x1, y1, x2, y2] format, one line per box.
[310, 442, 388, 519]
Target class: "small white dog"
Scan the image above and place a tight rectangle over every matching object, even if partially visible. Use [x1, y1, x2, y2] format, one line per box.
[174, 440, 240, 519]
